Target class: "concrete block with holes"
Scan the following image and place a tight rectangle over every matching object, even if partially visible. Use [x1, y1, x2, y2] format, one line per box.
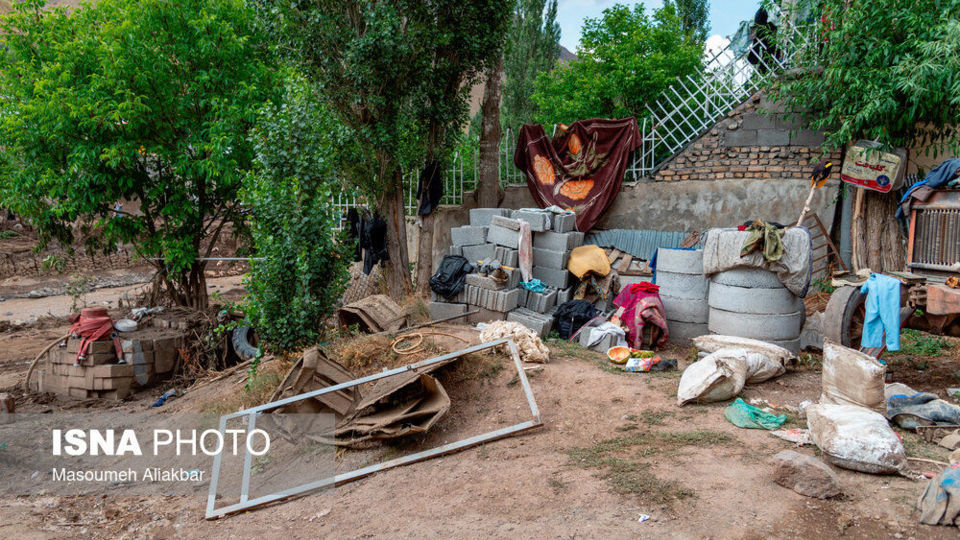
[428, 302, 467, 321]
[469, 208, 511, 227]
[450, 226, 488, 247]
[461, 243, 496, 263]
[532, 248, 569, 270]
[487, 224, 519, 248]
[533, 266, 572, 289]
[510, 209, 550, 232]
[526, 288, 558, 314]
[507, 308, 554, 337]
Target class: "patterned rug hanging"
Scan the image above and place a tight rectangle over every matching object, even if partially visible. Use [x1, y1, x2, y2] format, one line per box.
[513, 117, 641, 232]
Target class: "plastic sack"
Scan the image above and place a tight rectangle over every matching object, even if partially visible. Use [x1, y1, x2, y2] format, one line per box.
[693, 335, 795, 366]
[820, 340, 885, 413]
[806, 403, 906, 474]
[743, 350, 786, 383]
[724, 398, 786, 429]
[920, 464, 960, 526]
[677, 351, 748, 406]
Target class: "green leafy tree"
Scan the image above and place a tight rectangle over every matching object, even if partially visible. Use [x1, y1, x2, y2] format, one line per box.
[243, 76, 353, 352]
[531, 2, 702, 125]
[766, 0, 960, 154]
[254, 0, 511, 298]
[0, 0, 278, 307]
[501, 0, 561, 130]
[669, 0, 710, 43]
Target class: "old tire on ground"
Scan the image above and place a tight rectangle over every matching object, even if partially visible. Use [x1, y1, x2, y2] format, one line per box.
[708, 281, 802, 315]
[231, 324, 261, 361]
[822, 286, 867, 348]
[708, 307, 805, 341]
[710, 267, 784, 289]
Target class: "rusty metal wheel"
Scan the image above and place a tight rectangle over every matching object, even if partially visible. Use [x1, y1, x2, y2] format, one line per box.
[823, 286, 867, 348]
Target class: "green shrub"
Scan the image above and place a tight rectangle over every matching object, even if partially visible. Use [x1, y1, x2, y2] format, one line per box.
[242, 76, 353, 353]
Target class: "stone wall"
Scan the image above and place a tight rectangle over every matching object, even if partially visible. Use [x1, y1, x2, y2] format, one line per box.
[653, 94, 841, 182]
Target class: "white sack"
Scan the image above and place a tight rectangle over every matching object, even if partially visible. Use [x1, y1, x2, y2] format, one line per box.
[820, 340, 885, 413]
[806, 403, 906, 474]
[693, 335, 795, 366]
[677, 350, 748, 406]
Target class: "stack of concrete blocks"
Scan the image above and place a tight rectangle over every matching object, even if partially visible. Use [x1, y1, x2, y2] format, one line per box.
[430, 207, 582, 337]
[34, 325, 185, 400]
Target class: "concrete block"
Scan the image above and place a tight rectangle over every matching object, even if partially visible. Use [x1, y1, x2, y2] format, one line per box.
[533, 248, 569, 270]
[557, 287, 574, 305]
[516, 287, 529, 307]
[507, 308, 554, 337]
[448, 245, 463, 256]
[461, 243, 496, 263]
[580, 331, 618, 352]
[533, 266, 572, 289]
[487, 224, 519, 248]
[450, 225, 488, 247]
[722, 129, 758, 147]
[495, 246, 519, 267]
[491, 215, 522, 231]
[466, 273, 506, 291]
[473, 288, 520, 312]
[526, 288, 558, 314]
[428, 302, 467, 321]
[466, 307, 508, 324]
[504, 267, 521, 288]
[510, 209, 550, 232]
[741, 113, 776, 130]
[790, 130, 825, 147]
[552, 213, 577, 233]
[469, 208, 511, 226]
[432, 288, 467, 303]
[757, 129, 789, 146]
[533, 231, 580, 251]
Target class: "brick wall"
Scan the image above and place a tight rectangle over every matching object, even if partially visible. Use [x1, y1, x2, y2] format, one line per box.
[653, 93, 842, 182]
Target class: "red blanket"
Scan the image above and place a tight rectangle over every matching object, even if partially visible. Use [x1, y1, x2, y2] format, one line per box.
[513, 118, 641, 232]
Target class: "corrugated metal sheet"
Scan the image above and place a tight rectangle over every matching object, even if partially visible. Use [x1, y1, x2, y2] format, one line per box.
[584, 229, 696, 260]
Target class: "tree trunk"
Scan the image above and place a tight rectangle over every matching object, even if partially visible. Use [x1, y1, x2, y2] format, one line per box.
[414, 211, 435, 296]
[851, 189, 905, 273]
[380, 181, 413, 299]
[476, 59, 504, 208]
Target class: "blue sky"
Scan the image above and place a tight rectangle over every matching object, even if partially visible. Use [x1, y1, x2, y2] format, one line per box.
[557, 0, 759, 51]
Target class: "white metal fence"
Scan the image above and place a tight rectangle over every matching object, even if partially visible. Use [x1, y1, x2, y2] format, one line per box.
[335, 23, 812, 223]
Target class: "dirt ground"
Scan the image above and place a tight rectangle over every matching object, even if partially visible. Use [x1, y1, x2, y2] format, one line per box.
[1, 268, 959, 538]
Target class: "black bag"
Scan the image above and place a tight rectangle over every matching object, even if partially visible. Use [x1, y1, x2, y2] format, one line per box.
[553, 300, 599, 340]
[429, 255, 474, 299]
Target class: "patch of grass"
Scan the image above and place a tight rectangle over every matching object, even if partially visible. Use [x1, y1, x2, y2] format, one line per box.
[566, 429, 734, 504]
[252, 455, 272, 474]
[900, 430, 950, 462]
[616, 424, 639, 432]
[893, 329, 952, 357]
[798, 353, 822, 370]
[199, 361, 287, 416]
[640, 410, 674, 426]
[0, 230, 18, 240]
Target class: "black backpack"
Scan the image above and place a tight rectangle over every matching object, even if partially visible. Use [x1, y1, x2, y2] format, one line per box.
[429, 255, 474, 299]
[553, 300, 599, 340]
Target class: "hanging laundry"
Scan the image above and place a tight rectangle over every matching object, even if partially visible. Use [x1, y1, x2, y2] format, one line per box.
[344, 208, 363, 262]
[416, 160, 444, 216]
[860, 273, 901, 351]
[514, 118, 641, 232]
[740, 219, 785, 262]
[359, 213, 389, 275]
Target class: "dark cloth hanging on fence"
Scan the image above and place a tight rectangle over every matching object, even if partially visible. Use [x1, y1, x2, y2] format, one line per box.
[360, 213, 389, 275]
[417, 159, 445, 216]
[748, 7, 780, 72]
[514, 117, 641, 232]
[345, 208, 363, 262]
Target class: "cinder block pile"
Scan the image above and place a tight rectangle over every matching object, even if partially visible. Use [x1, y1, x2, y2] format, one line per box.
[35, 325, 186, 400]
[431, 208, 583, 337]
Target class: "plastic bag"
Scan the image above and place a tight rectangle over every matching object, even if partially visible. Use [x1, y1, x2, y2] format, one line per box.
[806, 403, 906, 474]
[820, 340, 885, 413]
[724, 398, 786, 429]
[677, 351, 748, 406]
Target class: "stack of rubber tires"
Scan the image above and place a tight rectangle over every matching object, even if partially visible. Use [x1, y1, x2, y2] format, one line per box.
[656, 248, 709, 345]
[707, 268, 804, 353]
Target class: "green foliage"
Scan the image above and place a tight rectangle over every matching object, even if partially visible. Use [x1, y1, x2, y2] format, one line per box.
[501, 0, 561, 130]
[765, 0, 960, 154]
[531, 2, 703, 125]
[668, 0, 710, 42]
[894, 329, 952, 358]
[0, 0, 279, 306]
[242, 76, 353, 353]
[0, 230, 18, 240]
[812, 277, 836, 293]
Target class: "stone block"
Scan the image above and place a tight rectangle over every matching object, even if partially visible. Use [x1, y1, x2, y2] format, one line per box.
[495, 246, 519, 267]
[487, 224, 519, 248]
[450, 226, 488, 247]
[466, 307, 508, 324]
[469, 208, 511, 226]
[428, 302, 468, 322]
[526, 288, 558, 314]
[461, 243, 496, 263]
[722, 129, 758, 147]
[552, 213, 577, 233]
[757, 129, 789, 146]
[772, 450, 841, 499]
[490, 215, 522, 231]
[533, 231, 580, 251]
[556, 287, 574, 305]
[790, 130, 825, 147]
[473, 288, 520, 312]
[532, 248, 569, 270]
[510, 209, 550, 232]
[579, 330, 618, 352]
[507, 308, 554, 338]
[516, 287, 529, 307]
[741, 113, 777, 130]
[465, 273, 506, 291]
[533, 266, 572, 289]
[448, 245, 463, 256]
[90, 364, 134, 378]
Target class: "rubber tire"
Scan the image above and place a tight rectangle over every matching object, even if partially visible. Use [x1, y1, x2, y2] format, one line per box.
[231, 324, 261, 361]
[822, 285, 867, 348]
[711, 268, 784, 289]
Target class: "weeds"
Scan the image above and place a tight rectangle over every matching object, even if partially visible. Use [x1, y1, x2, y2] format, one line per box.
[812, 277, 836, 293]
[0, 230, 18, 240]
[548, 475, 567, 493]
[65, 274, 92, 312]
[640, 410, 674, 426]
[894, 329, 952, 357]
